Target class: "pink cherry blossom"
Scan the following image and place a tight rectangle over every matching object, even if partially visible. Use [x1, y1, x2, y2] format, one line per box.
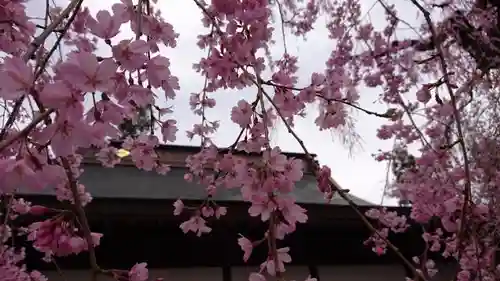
[161, 119, 178, 143]
[0, 56, 33, 100]
[87, 10, 121, 39]
[416, 85, 431, 103]
[238, 236, 253, 262]
[263, 147, 288, 172]
[29, 206, 49, 216]
[146, 55, 173, 88]
[112, 39, 149, 71]
[316, 166, 333, 199]
[129, 262, 149, 281]
[112, 0, 134, 23]
[261, 247, 292, 276]
[39, 81, 74, 109]
[180, 216, 212, 236]
[58, 52, 118, 92]
[248, 195, 275, 221]
[231, 100, 253, 128]
[0, 158, 35, 193]
[215, 206, 227, 218]
[249, 272, 266, 281]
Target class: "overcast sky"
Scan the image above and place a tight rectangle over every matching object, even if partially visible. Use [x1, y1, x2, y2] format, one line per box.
[25, 0, 424, 205]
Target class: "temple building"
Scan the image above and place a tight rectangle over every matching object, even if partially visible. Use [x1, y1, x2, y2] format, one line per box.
[18, 144, 454, 281]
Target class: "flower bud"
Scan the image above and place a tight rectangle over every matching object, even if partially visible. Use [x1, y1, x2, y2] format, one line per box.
[29, 205, 48, 216]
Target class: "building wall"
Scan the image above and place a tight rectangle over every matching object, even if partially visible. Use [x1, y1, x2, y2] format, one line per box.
[41, 267, 223, 281]
[318, 265, 405, 281]
[41, 265, 408, 281]
[232, 266, 310, 281]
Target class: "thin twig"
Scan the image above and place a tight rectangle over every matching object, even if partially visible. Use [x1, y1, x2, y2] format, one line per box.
[407, 0, 475, 260]
[260, 80, 392, 118]
[191, 0, 426, 277]
[0, 0, 83, 141]
[61, 158, 101, 281]
[258, 84, 428, 281]
[0, 109, 54, 153]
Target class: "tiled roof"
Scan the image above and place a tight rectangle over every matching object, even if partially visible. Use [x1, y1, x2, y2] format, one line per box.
[18, 165, 374, 206]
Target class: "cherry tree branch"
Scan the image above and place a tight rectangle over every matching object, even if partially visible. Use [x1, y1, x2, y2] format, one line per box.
[256, 72, 283, 279]
[190, 2, 424, 277]
[0, 0, 84, 141]
[407, 0, 477, 257]
[0, 109, 54, 153]
[61, 158, 101, 281]
[253, 78, 427, 281]
[260, 80, 394, 118]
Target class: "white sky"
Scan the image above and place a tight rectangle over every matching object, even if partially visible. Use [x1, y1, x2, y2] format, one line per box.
[25, 0, 426, 205]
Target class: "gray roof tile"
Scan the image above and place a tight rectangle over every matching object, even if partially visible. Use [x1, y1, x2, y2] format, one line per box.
[18, 165, 374, 206]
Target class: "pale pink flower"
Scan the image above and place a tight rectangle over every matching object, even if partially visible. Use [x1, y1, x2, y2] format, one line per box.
[162, 76, 179, 100]
[202, 206, 214, 217]
[263, 147, 288, 172]
[0, 158, 35, 193]
[238, 236, 253, 262]
[316, 165, 332, 195]
[311, 72, 326, 86]
[35, 118, 90, 156]
[128, 85, 154, 107]
[278, 197, 308, 224]
[27, 219, 98, 257]
[179, 216, 212, 236]
[262, 247, 291, 276]
[376, 125, 393, 140]
[112, 0, 134, 23]
[87, 10, 121, 39]
[284, 158, 304, 182]
[161, 119, 178, 143]
[439, 103, 454, 116]
[39, 81, 73, 109]
[248, 195, 275, 221]
[0, 56, 34, 100]
[89, 232, 103, 248]
[142, 17, 178, 49]
[156, 164, 171, 175]
[72, 7, 90, 33]
[129, 263, 149, 281]
[29, 205, 48, 216]
[249, 273, 266, 281]
[11, 198, 31, 215]
[231, 100, 253, 128]
[375, 246, 385, 256]
[112, 39, 149, 71]
[58, 52, 117, 92]
[146, 55, 172, 88]
[215, 206, 227, 218]
[173, 199, 184, 216]
[416, 85, 431, 104]
[96, 147, 122, 168]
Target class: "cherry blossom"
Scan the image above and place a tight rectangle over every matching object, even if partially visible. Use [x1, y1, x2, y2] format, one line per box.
[57, 52, 118, 92]
[179, 215, 212, 236]
[87, 10, 121, 39]
[112, 39, 150, 71]
[261, 247, 292, 276]
[0, 56, 33, 100]
[129, 262, 149, 281]
[238, 236, 254, 262]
